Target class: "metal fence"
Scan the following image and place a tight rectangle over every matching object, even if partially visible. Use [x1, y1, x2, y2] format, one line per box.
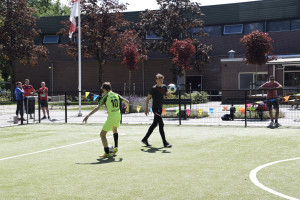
[1, 89, 300, 128]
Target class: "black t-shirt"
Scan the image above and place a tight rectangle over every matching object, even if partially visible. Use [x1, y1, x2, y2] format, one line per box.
[150, 84, 167, 108]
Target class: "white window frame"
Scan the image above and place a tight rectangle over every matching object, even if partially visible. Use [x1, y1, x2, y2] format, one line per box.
[223, 24, 243, 35]
[238, 72, 268, 89]
[43, 35, 59, 44]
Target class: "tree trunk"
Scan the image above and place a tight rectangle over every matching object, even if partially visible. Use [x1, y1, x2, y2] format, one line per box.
[9, 60, 15, 99]
[128, 70, 131, 95]
[255, 64, 258, 95]
[98, 60, 103, 91]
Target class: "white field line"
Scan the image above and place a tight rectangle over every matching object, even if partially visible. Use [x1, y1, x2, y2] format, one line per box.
[0, 138, 101, 162]
[249, 157, 300, 200]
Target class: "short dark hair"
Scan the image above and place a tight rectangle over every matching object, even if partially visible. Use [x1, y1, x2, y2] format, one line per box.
[269, 75, 275, 80]
[16, 82, 22, 86]
[101, 82, 112, 91]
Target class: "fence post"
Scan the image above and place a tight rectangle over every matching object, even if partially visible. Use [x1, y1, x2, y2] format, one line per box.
[245, 90, 247, 128]
[65, 92, 67, 123]
[179, 90, 181, 125]
[189, 82, 192, 109]
[21, 94, 24, 125]
[38, 92, 41, 123]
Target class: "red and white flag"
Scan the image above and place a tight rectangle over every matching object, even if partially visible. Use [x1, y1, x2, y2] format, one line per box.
[69, 0, 79, 38]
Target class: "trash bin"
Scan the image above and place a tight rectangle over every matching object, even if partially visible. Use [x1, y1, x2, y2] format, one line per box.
[25, 96, 35, 114]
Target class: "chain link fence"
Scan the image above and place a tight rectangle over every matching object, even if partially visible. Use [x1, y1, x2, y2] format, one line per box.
[1, 89, 300, 128]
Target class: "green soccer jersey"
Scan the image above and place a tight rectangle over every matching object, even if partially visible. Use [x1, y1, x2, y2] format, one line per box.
[99, 91, 124, 115]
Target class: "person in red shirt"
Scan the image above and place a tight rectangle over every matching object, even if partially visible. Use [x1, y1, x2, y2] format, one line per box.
[259, 75, 283, 127]
[38, 81, 50, 119]
[22, 79, 36, 119]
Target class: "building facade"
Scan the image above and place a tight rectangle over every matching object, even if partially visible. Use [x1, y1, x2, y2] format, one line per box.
[15, 0, 300, 95]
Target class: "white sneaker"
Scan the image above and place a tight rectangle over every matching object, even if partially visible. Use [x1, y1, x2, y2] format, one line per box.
[268, 121, 274, 127]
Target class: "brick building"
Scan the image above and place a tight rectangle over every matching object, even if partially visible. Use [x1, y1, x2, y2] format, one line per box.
[15, 0, 300, 95]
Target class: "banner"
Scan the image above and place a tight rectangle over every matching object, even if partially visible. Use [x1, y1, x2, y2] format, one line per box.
[162, 109, 166, 116]
[239, 107, 245, 114]
[176, 109, 179, 114]
[224, 106, 227, 111]
[283, 96, 290, 102]
[93, 94, 98, 101]
[150, 107, 153, 114]
[137, 106, 141, 113]
[85, 92, 90, 98]
[198, 109, 203, 116]
[209, 108, 214, 114]
[186, 109, 191, 116]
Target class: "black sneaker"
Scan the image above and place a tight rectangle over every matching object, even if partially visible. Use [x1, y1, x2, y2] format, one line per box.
[48, 116, 51, 120]
[42, 116, 46, 119]
[141, 139, 151, 147]
[164, 143, 172, 148]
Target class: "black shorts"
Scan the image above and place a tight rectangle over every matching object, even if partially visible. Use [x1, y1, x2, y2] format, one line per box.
[40, 100, 48, 108]
[267, 99, 279, 110]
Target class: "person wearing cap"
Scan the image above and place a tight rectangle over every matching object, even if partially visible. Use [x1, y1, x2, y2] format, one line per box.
[259, 75, 283, 127]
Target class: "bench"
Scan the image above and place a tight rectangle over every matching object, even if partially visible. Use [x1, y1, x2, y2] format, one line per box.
[48, 95, 65, 109]
[162, 99, 192, 119]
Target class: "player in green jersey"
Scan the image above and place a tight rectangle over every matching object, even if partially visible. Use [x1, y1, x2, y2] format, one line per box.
[83, 82, 129, 158]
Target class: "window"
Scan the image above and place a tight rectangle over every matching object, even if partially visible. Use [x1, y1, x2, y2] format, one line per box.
[43, 35, 59, 44]
[223, 24, 243, 35]
[145, 31, 162, 40]
[268, 20, 290, 32]
[203, 26, 222, 36]
[239, 73, 268, 89]
[291, 19, 300, 30]
[244, 22, 264, 34]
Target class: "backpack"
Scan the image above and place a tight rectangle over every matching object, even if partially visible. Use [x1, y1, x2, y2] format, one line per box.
[221, 114, 231, 121]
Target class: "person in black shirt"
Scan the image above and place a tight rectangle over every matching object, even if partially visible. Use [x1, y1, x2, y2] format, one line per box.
[142, 73, 172, 148]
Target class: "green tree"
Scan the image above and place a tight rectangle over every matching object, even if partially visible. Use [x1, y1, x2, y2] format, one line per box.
[59, 0, 141, 89]
[27, 0, 71, 16]
[0, 0, 48, 93]
[137, 0, 212, 79]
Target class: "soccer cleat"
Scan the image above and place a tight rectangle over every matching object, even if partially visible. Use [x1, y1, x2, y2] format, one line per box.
[48, 116, 51, 120]
[141, 139, 151, 147]
[164, 143, 172, 148]
[42, 116, 46, 119]
[99, 153, 112, 158]
[112, 147, 118, 154]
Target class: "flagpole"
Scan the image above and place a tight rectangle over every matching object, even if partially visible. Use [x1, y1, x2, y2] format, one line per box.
[78, 0, 82, 117]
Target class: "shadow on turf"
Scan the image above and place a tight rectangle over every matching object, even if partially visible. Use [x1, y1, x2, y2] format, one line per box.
[75, 157, 123, 165]
[140, 146, 171, 154]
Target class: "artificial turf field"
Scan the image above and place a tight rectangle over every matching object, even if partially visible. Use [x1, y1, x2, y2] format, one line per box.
[0, 124, 299, 200]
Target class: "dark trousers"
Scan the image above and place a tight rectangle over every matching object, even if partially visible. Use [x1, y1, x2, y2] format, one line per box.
[16, 100, 24, 117]
[143, 107, 167, 144]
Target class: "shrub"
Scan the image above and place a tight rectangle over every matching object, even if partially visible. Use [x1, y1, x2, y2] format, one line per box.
[191, 91, 209, 104]
[0, 89, 12, 102]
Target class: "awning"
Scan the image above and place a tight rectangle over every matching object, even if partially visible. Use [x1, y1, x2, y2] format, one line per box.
[267, 57, 300, 66]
